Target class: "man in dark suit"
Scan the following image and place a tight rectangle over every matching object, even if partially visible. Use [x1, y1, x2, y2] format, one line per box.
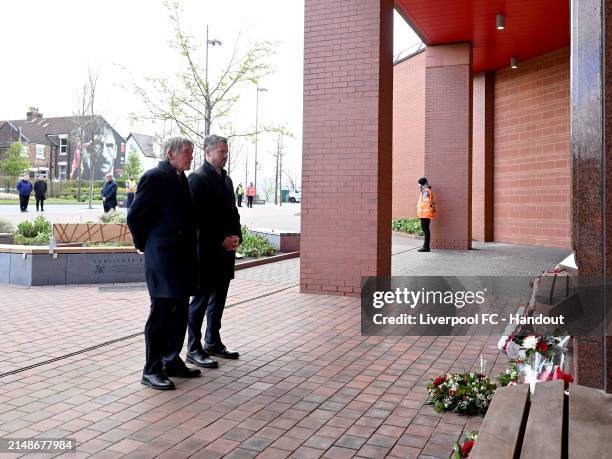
[187, 134, 242, 366]
[127, 137, 204, 390]
[101, 174, 118, 213]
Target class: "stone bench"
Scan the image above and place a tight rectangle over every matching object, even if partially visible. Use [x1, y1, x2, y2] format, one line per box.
[471, 380, 610, 458]
[0, 245, 143, 286]
[250, 228, 300, 253]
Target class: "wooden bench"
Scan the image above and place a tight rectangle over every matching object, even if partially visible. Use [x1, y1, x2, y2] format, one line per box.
[471, 381, 611, 459]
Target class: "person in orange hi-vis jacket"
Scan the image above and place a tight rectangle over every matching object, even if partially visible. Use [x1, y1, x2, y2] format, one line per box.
[416, 177, 435, 252]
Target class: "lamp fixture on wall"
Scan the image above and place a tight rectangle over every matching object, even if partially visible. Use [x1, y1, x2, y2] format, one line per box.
[496, 14, 505, 30]
[511, 57, 518, 69]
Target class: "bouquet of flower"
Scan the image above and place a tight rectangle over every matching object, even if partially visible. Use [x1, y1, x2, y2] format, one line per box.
[496, 360, 522, 387]
[452, 431, 478, 458]
[425, 373, 496, 416]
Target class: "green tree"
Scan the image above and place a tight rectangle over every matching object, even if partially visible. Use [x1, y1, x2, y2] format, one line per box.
[124, 149, 144, 178]
[1, 142, 30, 189]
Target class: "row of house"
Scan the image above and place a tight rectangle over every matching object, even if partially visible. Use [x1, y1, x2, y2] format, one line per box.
[0, 108, 160, 181]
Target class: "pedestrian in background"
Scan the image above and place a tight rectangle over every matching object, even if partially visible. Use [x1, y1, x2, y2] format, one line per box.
[125, 175, 137, 209]
[235, 183, 244, 207]
[16, 175, 32, 213]
[101, 174, 117, 213]
[34, 175, 47, 212]
[416, 177, 435, 252]
[246, 182, 256, 208]
[127, 137, 201, 390]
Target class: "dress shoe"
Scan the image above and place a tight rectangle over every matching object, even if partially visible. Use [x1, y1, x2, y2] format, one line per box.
[186, 350, 219, 368]
[417, 247, 430, 252]
[164, 364, 201, 378]
[141, 373, 175, 390]
[204, 344, 240, 360]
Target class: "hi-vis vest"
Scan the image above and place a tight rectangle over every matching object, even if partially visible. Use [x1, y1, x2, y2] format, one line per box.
[417, 187, 436, 219]
[126, 180, 137, 194]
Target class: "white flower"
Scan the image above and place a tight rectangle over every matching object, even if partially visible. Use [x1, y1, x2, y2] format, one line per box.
[523, 336, 539, 349]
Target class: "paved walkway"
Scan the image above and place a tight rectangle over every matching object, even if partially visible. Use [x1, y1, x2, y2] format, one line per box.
[0, 241, 570, 458]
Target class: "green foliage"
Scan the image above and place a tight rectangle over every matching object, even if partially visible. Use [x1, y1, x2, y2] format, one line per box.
[0, 142, 30, 180]
[14, 216, 52, 245]
[99, 210, 127, 224]
[124, 150, 144, 178]
[392, 217, 424, 236]
[496, 360, 521, 387]
[0, 218, 14, 233]
[238, 225, 276, 257]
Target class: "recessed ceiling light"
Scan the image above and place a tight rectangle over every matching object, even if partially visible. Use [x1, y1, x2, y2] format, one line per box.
[496, 14, 505, 30]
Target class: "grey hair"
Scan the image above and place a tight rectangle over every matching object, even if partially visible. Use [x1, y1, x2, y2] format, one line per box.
[204, 134, 228, 152]
[162, 136, 194, 160]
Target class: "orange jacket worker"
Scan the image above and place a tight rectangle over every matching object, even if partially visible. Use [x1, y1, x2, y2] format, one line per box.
[416, 177, 435, 252]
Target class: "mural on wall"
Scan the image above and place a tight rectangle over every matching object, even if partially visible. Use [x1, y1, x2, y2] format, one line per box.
[70, 126, 124, 180]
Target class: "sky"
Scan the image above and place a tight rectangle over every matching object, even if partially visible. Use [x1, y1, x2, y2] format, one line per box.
[0, 1, 421, 189]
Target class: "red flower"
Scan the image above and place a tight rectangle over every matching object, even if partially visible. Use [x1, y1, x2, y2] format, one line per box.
[536, 341, 549, 353]
[433, 376, 445, 387]
[553, 367, 574, 389]
[461, 440, 475, 456]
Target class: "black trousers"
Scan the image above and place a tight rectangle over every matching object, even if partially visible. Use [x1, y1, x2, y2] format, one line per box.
[247, 196, 253, 208]
[187, 279, 230, 352]
[103, 204, 115, 213]
[237, 195, 242, 207]
[36, 197, 44, 211]
[127, 193, 135, 208]
[420, 218, 431, 249]
[144, 296, 189, 375]
[19, 195, 29, 211]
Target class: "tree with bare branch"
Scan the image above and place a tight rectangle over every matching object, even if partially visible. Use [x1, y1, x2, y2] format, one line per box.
[126, 1, 277, 158]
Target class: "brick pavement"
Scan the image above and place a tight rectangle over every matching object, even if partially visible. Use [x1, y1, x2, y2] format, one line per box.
[0, 242, 571, 458]
[0, 258, 502, 458]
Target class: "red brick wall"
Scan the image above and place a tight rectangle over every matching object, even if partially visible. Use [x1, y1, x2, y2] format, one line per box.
[424, 44, 472, 249]
[494, 48, 571, 248]
[392, 51, 425, 218]
[301, 0, 393, 295]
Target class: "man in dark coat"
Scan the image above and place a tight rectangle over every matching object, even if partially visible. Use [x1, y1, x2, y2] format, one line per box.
[187, 134, 242, 366]
[33, 175, 47, 212]
[101, 174, 118, 213]
[127, 137, 202, 390]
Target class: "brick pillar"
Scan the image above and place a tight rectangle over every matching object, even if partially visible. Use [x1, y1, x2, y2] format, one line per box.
[472, 71, 494, 242]
[301, 0, 393, 295]
[424, 44, 472, 249]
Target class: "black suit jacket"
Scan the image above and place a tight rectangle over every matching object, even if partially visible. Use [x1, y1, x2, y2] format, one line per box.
[127, 161, 197, 298]
[189, 161, 242, 287]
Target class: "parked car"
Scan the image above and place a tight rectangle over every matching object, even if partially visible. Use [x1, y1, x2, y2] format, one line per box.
[287, 189, 301, 203]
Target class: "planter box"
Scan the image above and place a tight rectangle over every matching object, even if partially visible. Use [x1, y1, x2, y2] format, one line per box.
[0, 233, 14, 244]
[250, 228, 300, 252]
[0, 245, 144, 286]
[53, 223, 132, 243]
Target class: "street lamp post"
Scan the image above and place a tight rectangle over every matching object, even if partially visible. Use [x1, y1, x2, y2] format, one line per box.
[254, 84, 267, 190]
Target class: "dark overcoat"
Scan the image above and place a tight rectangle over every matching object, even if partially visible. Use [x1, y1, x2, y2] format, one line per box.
[127, 161, 197, 298]
[34, 180, 47, 200]
[189, 161, 242, 287]
[101, 181, 118, 208]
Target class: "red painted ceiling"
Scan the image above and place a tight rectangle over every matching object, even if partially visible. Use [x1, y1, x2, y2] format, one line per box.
[395, 0, 570, 72]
